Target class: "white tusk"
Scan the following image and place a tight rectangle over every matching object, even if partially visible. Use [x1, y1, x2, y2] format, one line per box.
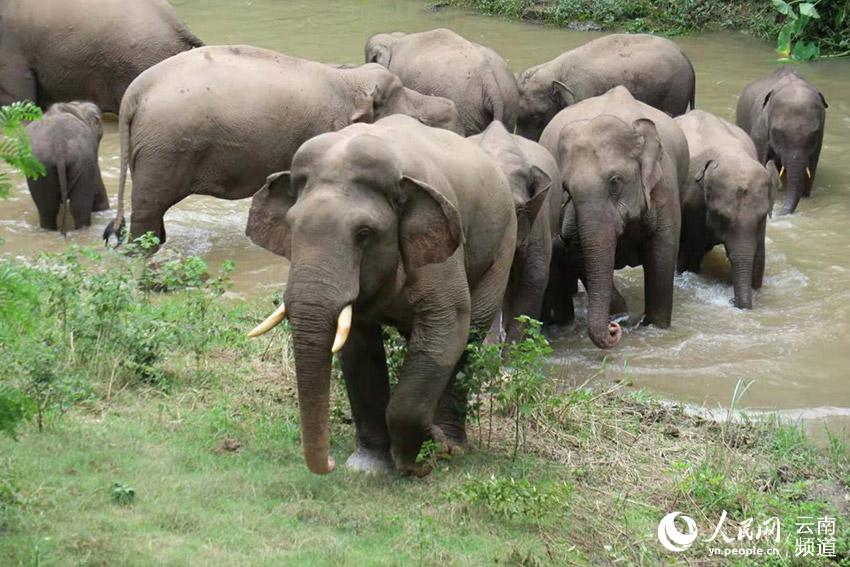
[331, 305, 353, 353]
[779, 166, 785, 178]
[806, 167, 812, 179]
[247, 302, 286, 338]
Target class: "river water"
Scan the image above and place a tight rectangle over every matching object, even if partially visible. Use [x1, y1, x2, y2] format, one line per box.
[1, 1, 848, 438]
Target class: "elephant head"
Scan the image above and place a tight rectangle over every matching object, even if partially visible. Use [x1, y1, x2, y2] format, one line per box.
[245, 132, 462, 475]
[696, 155, 779, 308]
[345, 64, 464, 135]
[51, 101, 103, 141]
[755, 81, 827, 215]
[556, 115, 664, 349]
[516, 66, 575, 140]
[364, 32, 407, 67]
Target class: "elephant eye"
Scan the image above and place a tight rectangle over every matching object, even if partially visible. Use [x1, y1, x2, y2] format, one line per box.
[356, 227, 372, 243]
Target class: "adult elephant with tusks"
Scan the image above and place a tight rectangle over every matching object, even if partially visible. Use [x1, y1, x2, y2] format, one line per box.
[365, 28, 520, 135]
[516, 34, 695, 141]
[103, 46, 463, 246]
[245, 115, 517, 476]
[540, 86, 688, 349]
[736, 66, 827, 215]
[0, 0, 203, 113]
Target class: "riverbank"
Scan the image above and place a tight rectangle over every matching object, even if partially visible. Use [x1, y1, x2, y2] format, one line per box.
[1, 249, 847, 564]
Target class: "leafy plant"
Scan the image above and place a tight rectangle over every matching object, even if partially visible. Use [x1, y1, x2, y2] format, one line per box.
[110, 482, 136, 506]
[0, 387, 35, 439]
[446, 474, 572, 521]
[0, 101, 45, 198]
[772, 0, 849, 60]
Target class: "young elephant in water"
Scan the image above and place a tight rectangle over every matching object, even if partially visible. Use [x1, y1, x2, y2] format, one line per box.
[516, 34, 695, 140]
[245, 115, 516, 476]
[736, 67, 827, 215]
[26, 102, 109, 234]
[365, 28, 520, 135]
[469, 121, 560, 342]
[676, 110, 780, 309]
[105, 46, 463, 245]
[540, 87, 688, 349]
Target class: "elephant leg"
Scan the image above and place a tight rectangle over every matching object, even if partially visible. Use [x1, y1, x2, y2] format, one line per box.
[752, 219, 766, 290]
[543, 243, 577, 325]
[432, 349, 470, 452]
[92, 171, 110, 212]
[678, 209, 706, 273]
[27, 175, 60, 231]
[610, 283, 628, 318]
[128, 162, 192, 245]
[339, 322, 394, 473]
[503, 247, 548, 342]
[641, 234, 677, 328]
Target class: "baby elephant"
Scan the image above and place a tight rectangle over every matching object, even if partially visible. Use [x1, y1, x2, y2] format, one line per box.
[469, 121, 560, 342]
[26, 102, 108, 234]
[736, 67, 827, 215]
[676, 110, 780, 309]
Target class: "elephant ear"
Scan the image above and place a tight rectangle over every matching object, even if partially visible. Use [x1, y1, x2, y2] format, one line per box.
[632, 118, 663, 211]
[765, 160, 780, 217]
[246, 171, 295, 259]
[694, 159, 717, 186]
[817, 91, 828, 109]
[350, 85, 377, 124]
[551, 80, 576, 108]
[399, 175, 463, 272]
[515, 165, 552, 243]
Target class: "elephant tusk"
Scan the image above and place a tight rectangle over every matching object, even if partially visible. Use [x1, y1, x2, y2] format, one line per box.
[806, 167, 812, 179]
[779, 166, 785, 178]
[331, 305, 353, 353]
[247, 302, 286, 338]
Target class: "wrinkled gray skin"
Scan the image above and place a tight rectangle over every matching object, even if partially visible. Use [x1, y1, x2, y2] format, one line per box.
[0, 0, 202, 113]
[246, 115, 516, 476]
[540, 87, 688, 349]
[736, 66, 827, 215]
[469, 121, 560, 342]
[676, 110, 779, 309]
[106, 46, 463, 244]
[365, 28, 520, 135]
[25, 102, 108, 234]
[517, 34, 695, 141]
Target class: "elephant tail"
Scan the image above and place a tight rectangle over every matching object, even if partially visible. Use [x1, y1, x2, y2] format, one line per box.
[103, 96, 134, 245]
[687, 58, 696, 110]
[56, 158, 70, 238]
[178, 25, 204, 49]
[484, 70, 506, 125]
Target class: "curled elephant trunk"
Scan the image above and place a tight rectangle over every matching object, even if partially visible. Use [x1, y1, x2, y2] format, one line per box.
[577, 216, 622, 349]
[780, 158, 809, 215]
[726, 239, 756, 310]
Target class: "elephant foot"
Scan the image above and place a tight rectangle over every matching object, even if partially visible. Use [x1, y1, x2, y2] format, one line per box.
[431, 423, 469, 455]
[345, 445, 395, 474]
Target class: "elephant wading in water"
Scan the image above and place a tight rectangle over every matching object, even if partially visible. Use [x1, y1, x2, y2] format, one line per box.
[516, 34, 695, 140]
[676, 110, 779, 309]
[0, 0, 202, 112]
[736, 67, 827, 215]
[469, 121, 560, 342]
[245, 115, 516, 476]
[540, 86, 689, 349]
[105, 46, 463, 244]
[26, 102, 109, 234]
[365, 28, 520, 135]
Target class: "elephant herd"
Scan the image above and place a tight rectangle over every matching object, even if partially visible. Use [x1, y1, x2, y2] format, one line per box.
[8, 0, 830, 476]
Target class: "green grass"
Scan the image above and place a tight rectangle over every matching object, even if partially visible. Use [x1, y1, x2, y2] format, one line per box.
[0, 247, 848, 564]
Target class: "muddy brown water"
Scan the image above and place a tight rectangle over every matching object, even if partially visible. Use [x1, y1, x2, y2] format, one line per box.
[2, 1, 849, 439]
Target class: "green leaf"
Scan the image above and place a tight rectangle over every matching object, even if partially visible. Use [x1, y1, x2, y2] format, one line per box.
[792, 40, 821, 61]
[798, 3, 820, 19]
[771, 0, 796, 17]
[776, 24, 794, 56]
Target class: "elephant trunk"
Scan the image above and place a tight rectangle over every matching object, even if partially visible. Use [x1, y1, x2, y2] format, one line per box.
[284, 268, 356, 475]
[577, 214, 622, 349]
[725, 237, 756, 309]
[781, 157, 809, 215]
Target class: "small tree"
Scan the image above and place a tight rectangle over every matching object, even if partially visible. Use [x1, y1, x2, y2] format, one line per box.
[0, 101, 45, 198]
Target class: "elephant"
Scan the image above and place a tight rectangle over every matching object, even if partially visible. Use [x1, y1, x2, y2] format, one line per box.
[468, 121, 560, 342]
[516, 34, 695, 140]
[245, 114, 517, 476]
[735, 66, 827, 215]
[25, 102, 109, 234]
[105, 45, 464, 245]
[540, 86, 688, 349]
[676, 110, 779, 309]
[365, 28, 520, 135]
[0, 0, 202, 113]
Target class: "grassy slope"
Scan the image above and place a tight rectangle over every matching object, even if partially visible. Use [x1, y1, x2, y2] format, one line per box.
[0, 253, 848, 565]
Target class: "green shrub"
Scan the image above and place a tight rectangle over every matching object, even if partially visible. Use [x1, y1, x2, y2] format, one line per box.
[447, 474, 572, 520]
